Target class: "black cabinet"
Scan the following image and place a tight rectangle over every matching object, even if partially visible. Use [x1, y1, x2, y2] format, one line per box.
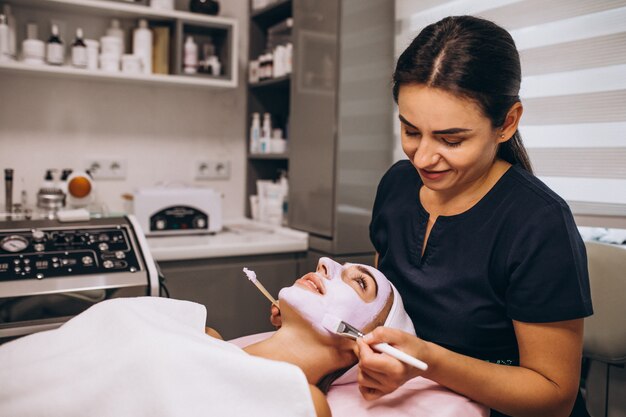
[158, 252, 304, 340]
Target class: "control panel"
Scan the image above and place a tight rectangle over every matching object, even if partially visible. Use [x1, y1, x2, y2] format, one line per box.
[0, 226, 142, 281]
[149, 206, 209, 233]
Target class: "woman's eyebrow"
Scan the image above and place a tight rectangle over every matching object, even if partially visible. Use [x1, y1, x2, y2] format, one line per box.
[355, 266, 378, 296]
[398, 114, 472, 135]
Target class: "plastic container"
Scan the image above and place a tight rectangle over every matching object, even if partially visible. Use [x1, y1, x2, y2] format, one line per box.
[250, 112, 261, 153]
[133, 19, 152, 74]
[183, 36, 198, 74]
[22, 23, 45, 65]
[99, 53, 120, 72]
[71, 28, 87, 68]
[121, 54, 142, 74]
[105, 19, 125, 54]
[100, 35, 122, 57]
[46, 24, 64, 65]
[84, 39, 99, 70]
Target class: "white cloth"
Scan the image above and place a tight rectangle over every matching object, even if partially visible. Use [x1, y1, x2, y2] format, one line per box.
[0, 297, 316, 417]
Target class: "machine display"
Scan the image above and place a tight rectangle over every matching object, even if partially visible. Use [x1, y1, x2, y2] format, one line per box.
[0, 216, 159, 343]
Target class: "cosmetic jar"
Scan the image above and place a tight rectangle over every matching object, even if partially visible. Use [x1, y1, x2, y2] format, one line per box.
[121, 54, 142, 74]
[99, 53, 120, 72]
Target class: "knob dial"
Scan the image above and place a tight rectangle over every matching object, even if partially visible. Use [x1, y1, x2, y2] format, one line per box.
[32, 229, 45, 241]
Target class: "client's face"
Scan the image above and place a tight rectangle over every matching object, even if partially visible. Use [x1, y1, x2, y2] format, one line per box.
[278, 257, 392, 334]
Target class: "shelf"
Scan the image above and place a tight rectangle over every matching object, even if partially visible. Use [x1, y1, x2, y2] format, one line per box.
[7, 0, 235, 27]
[248, 153, 289, 160]
[249, 75, 290, 90]
[0, 60, 236, 88]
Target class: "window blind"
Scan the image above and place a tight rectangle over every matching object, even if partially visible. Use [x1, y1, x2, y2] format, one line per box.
[394, 0, 626, 226]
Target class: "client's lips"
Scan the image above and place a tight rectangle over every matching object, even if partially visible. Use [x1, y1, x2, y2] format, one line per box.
[296, 273, 326, 295]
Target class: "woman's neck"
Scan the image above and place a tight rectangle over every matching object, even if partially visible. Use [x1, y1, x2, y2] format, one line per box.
[242, 326, 354, 385]
[421, 159, 511, 216]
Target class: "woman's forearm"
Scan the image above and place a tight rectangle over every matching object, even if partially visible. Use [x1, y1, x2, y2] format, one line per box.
[423, 342, 576, 417]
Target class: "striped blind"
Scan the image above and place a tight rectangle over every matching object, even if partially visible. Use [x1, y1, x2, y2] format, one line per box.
[394, 0, 626, 227]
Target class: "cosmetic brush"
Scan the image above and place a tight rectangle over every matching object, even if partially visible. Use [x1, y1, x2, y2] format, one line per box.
[243, 267, 279, 308]
[322, 313, 428, 371]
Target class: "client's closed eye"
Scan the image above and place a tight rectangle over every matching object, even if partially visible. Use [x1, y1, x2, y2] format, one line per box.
[343, 266, 377, 302]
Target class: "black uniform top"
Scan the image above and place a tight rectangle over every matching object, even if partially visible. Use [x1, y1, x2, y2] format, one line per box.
[370, 160, 593, 417]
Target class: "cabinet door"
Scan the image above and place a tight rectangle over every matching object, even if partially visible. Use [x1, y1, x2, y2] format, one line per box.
[288, 0, 340, 238]
[158, 255, 300, 340]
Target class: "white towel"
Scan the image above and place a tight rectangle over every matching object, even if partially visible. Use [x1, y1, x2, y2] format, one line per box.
[0, 297, 316, 417]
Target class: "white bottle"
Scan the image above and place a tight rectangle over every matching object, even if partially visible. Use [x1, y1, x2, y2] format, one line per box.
[250, 112, 261, 154]
[278, 171, 289, 226]
[2, 5, 15, 58]
[0, 14, 10, 61]
[183, 36, 197, 74]
[260, 113, 272, 154]
[285, 42, 293, 74]
[106, 19, 125, 54]
[133, 19, 152, 74]
[22, 23, 45, 65]
[46, 23, 64, 66]
[71, 28, 87, 68]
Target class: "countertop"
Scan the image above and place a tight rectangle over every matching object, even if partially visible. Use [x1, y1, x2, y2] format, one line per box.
[146, 219, 309, 261]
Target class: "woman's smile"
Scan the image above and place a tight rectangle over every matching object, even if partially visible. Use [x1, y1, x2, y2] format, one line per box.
[419, 168, 451, 181]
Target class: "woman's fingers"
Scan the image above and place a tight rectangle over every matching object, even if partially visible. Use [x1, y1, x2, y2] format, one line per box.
[355, 328, 428, 400]
[269, 303, 282, 328]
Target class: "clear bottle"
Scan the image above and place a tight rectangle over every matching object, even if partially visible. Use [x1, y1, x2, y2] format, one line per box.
[133, 19, 152, 74]
[71, 28, 87, 68]
[260, 113, 272, 154]
[183, 35, 198, 74]
[250, 112, 261, 154]
[46, 23, 64, 65]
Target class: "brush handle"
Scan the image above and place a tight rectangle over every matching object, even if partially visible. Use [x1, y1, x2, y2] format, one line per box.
[373, 342, 428, 371]
[254, 281, 279, 307]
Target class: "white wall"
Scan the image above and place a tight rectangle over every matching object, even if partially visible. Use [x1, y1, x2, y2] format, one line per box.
[0, 0, 248, 218]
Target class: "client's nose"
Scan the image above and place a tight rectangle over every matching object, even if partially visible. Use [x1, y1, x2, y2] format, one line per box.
[316, 257, 339, 280]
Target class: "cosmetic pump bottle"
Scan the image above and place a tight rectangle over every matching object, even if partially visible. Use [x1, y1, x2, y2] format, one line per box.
[0, 14, 10, 61]
[260, 113, 272, 154]
[71, 28, 87, 68]
[22, 23, 45, 65]
[183, 35, 198, 74]
[46, 23, 64, 66]
[106, 19, 125, 54]
[133, 19, 152, 74]
[250, 112, 261, 154]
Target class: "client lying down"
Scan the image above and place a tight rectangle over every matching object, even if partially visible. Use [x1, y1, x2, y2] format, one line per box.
[0, 257, 415, 417]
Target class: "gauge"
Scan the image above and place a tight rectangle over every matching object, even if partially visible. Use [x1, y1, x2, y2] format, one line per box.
[0, 235, 30, 253]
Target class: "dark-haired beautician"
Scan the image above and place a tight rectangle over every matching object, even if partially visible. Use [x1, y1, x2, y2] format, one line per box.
[356, 16, 593, 417]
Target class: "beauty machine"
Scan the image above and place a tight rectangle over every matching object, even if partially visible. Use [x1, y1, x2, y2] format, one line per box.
[0, 215, 159, 344]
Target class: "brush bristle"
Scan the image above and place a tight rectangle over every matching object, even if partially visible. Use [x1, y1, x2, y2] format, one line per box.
[321, 313, 342, 334]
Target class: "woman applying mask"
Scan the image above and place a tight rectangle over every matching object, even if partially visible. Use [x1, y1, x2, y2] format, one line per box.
[355, 15, 593, 417]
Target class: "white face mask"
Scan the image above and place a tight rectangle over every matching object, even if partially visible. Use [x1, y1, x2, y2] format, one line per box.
[278, 257, 392, 334]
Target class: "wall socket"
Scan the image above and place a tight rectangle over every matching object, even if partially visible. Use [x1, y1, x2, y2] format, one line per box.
[196, 159, 231, 180]
[84, 158, 127, 180]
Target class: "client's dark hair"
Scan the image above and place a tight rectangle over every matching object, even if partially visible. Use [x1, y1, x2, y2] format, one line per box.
[393, 15, 533, 173]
